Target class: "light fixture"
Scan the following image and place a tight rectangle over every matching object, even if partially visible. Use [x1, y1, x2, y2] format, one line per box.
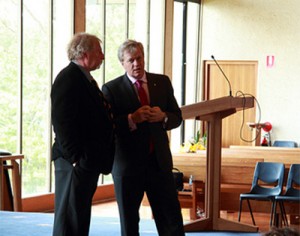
[247, 122, 272, 146]
[262, 122, 272, 132]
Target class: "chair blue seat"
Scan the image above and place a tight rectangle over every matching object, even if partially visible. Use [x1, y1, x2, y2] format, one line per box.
[273, 140, 298, 148]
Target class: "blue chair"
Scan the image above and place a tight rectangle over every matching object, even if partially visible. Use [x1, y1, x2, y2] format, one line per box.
[238, 162, 285, 226]
[273, 140, 298, 148]
[272, 164, 300, 227]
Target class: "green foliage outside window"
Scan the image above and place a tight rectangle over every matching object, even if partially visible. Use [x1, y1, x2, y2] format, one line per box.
[0, 0, 166, 196]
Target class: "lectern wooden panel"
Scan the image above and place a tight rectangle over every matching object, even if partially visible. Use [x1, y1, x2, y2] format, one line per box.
[180, 96, 258, 232]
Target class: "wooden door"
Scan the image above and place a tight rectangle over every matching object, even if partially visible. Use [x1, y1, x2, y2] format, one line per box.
[203, 61, 258, 147]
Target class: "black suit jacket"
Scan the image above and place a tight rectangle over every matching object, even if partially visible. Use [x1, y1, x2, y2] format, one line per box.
[102, 72, 182, 176]
[51, 62, 114, 174]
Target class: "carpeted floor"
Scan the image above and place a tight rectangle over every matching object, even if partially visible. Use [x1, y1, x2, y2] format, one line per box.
[0, 211, 262, 236]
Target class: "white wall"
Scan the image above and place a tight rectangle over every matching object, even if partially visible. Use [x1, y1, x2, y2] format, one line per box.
[200, 0, 300, 146]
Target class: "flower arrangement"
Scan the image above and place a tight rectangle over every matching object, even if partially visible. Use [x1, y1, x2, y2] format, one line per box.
[180, 131, 207, 153]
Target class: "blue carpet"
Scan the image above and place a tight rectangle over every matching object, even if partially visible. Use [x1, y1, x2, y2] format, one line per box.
[0, 211, 262, 236]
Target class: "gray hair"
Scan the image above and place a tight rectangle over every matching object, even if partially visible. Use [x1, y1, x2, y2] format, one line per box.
[117, 39, 144, 62]
[67, 32, 102, 60]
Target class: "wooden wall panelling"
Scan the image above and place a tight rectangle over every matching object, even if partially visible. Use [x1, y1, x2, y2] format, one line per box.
[203, 61, 258, 147]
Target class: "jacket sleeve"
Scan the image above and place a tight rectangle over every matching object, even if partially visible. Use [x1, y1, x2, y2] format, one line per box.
[51, 69, 83, 163]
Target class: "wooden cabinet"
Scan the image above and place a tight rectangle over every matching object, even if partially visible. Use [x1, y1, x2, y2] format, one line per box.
[203, 60, 258, 147]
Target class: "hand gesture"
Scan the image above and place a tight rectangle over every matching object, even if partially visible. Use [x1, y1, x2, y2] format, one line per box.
[148, 106, 166, 123]
[131, 105, 151, 123]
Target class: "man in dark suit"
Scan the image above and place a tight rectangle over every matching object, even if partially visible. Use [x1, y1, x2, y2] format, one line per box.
[51, 33, 114, 236]
[102, 39, 185, 236]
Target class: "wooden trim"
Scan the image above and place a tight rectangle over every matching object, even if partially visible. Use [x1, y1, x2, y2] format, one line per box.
[22, 193, 55, 212]
[22, 184, 115, 212]
[164, 0, 173, 79]
[74, 0, 86, 33]
[93, 183, 115, 204]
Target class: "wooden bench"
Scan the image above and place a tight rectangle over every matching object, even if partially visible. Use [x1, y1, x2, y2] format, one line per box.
[173, 147, 300, 215]
[144, 147, 300, 221]
[173, 153, 261, 212]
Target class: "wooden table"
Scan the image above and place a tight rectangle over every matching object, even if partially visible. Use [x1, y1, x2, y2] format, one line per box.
[0, 154, 24, 211]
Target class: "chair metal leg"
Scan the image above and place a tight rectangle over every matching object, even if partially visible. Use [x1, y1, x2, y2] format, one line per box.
[271, 200, 278, 226]
[238, 199, 243, 222]
[279, 201, 289, 226]
[270, 200, 275, 226]
[246, 199, 256, 225]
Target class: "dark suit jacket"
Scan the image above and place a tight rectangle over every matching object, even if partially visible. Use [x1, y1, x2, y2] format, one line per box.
[102, 72, 182, 176]
[51, 62, 114, 174]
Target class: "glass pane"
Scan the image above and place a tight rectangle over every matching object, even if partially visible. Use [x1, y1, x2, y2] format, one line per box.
[184, 2, 201, 147]
[149, 0, 165, 73]
[51, 0, 74, 192]
[171, 1, 201, 152]
[86, 0, 165, 184]
[86, 0, 128, 185]
[53, 0, 73, 77]
[86, 0, 164, 85]
[104, 0, 129, 82]
[0, 0, 73, 196]
[0, 1, 19, 154]
[130, 0, 148, 66]
[186, 2, 200, 105]
[21, 0, 51, 196]
[171, 1, 184, 152]
[86, 0, 127, 85]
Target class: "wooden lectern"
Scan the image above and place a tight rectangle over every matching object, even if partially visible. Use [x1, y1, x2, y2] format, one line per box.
[181, 96, 258, 232]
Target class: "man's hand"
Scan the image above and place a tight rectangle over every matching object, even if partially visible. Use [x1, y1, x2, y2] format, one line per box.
[131, 105, 151, 123]
[148, 106, 166, 123]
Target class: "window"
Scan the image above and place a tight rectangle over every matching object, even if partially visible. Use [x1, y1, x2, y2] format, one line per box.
[0, 0, 165, 196]
[86, 0, 165, 184]
[85, 0, 165, 84]
[0, 0, 73, 197]
[171, 0, 202, 152]
[0, 0, 201, 197]
[0, 2, 19, 159]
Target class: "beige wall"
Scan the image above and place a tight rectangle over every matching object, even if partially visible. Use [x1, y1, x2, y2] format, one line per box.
[199, 0, 300, 145]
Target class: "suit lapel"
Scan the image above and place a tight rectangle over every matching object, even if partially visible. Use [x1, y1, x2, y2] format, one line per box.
[76, 68, 103, 107]
[122, 74, 141, 106]
[146, 73, 158, 106]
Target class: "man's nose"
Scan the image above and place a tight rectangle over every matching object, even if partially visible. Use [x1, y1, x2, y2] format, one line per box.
[101, 53, 105, 60]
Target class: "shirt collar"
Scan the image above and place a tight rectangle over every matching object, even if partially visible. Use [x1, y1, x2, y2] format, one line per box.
[126, 72, 147, 85]
[72, 60, 93, 82]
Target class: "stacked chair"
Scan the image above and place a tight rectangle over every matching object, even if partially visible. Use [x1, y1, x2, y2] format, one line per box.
[273, 140, 298, 148]
[272, 164, 300, 227]
[238, 162, 285, 226]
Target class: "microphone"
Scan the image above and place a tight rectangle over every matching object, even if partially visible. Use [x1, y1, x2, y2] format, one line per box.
[211, 55, 232, 97]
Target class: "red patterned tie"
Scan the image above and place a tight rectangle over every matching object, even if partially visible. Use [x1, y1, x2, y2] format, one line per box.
[135, 80, 148, 106]
[135, 80, 154, 153]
